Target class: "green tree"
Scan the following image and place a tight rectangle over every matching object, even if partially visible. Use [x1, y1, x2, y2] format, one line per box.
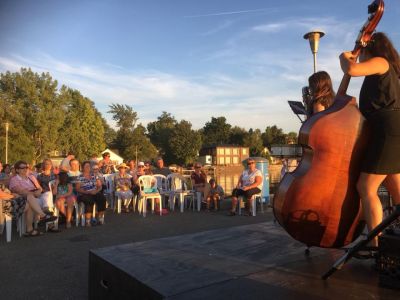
[228, 126, 248, 145]
[58, 87, 105, 160]
[169, 120, 202, 165]
[0, 68, 64, 162]
[262, 125, 287, 147]
[101, 117, 117, 149]
[147, 112, 177, 164]
[244, 128, 264, 157]
[122, 124, 158, 162]
[286, 131, 298, 144]
[108, 104, 138, 130]
[109, 104, 158, 161]
[202, 116, 231, 146]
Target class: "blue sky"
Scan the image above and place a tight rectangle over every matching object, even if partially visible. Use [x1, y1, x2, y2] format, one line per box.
[0, 0, 399, 132]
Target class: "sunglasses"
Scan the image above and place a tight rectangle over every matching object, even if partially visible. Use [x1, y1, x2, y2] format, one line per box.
[247, 162, 255, 165]
[138, 166, 144, 168]
[18, 166, 28, 170]
[195, 166, 201, 169]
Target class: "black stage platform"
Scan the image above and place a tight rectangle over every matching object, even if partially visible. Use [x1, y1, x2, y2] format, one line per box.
[89, 222, 399, 299]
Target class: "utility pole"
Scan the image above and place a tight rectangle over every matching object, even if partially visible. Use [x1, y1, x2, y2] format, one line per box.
[5, 122, 9, 164]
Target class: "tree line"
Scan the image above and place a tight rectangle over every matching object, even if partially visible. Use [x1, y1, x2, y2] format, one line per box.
[0, 68, 297, 165]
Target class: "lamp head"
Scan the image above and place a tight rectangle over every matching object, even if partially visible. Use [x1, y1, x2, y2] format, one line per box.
[303, 30, 325, 54]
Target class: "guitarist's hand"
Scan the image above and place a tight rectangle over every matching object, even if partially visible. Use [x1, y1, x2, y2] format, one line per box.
[340, 51, 357, 62]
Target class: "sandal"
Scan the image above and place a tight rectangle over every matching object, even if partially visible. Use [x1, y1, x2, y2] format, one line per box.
[228, 211, 236, 216]
[24, 230, 44, 237]
[38, 214, 57, 225]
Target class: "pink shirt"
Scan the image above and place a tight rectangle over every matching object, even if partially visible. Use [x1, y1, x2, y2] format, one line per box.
[9, 174, 41, 192]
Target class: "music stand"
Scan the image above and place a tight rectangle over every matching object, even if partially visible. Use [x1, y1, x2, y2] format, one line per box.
[322, 205, 400, 280]
[288, 100, 307, 123]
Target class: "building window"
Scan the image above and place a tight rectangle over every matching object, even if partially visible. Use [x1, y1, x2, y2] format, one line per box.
[219, 157, 225, 165]
[232, 148, 238, 155]
[233, 157, 239, 164]
[218, 148, 224, 155]
[225, 157, 231, 164]
[242, 148, 247, 155]
[225, 148, 231, 155]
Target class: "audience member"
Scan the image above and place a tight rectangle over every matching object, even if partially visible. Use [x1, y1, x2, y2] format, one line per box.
[153, 158, 171, 177]
[206, 179, 224, 211]
[229, 158, 263, 216]
[0, 161, 11, 187]
[8, 160, 57, 236]
[114, 163, 133, 212]
[53, 171, 76, 229]
[76, 161, 106, 226]
[191, 163, 209, 202]
[98, 152, 116, 174]
[144, 161, 153, 175]
[127, 160, 137, 180]
[36, 159, 56, 214]
[89, 153, 99, 167]
[60, 152, 75, 172]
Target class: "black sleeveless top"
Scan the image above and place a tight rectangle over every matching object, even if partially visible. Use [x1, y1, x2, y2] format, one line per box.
[359, 63, 400, 117]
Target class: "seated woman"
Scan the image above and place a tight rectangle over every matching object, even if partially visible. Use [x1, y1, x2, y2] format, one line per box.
[8, 160, 57, 236]
[0, 188, 26, 235]
[114, 163, 133, 212]
[92, 163, 105, 190]
[53, 172, 76, 229]
[36, 158, 56, 214]
[98, 152, 116, 175]
[206, 179, 224, 211]
[76, 161, 106, 226]
[131, 162, 146, 200]
[229, 158, 263, 216]
[191, 163, 209, 202]
[0, 161, 11, 188]
[303, 71, 336, 116]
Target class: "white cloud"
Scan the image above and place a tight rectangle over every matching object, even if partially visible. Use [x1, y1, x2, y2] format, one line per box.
[0, 53, 301, 132]
[253, 23, 287, 33]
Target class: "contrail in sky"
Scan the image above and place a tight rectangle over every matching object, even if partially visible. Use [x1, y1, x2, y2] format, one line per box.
[184, 8, 272, 18]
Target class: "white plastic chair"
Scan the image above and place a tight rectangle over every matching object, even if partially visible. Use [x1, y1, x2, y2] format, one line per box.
[4, 214, 12, 242]
[53, 201, 80, 228]
[103, 174, 115, 210]
[167, 173, 194, 213]
[138, 175, 161, 217]
[238, 192, 263, 216]
[114, 174, 136, 214]
[153, 174, 169, 208]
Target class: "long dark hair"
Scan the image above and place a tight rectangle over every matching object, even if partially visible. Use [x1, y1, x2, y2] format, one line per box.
[366, 32, 400, 78]
[308, 71, 335, 109]
[58, 172, 69, 185]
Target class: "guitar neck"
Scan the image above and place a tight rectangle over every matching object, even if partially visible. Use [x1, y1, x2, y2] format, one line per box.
[337, 73, 352, 96]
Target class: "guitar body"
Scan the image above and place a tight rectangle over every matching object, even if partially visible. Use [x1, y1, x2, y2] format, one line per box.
[273, 95, 369, 248]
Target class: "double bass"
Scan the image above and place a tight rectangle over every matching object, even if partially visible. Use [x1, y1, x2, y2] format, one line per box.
[273, 0, 385, 248]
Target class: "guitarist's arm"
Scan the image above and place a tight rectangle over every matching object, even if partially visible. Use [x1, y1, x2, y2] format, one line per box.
[340, 51, 389, 76]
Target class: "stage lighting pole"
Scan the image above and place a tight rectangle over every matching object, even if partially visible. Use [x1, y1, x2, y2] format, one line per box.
[303, 30, 325, 73]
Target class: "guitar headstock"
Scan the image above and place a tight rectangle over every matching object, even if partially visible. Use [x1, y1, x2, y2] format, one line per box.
[354, 0, 384, 52]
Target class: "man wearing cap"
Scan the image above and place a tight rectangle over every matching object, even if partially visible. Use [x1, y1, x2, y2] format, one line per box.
[114, 163, 133, 213]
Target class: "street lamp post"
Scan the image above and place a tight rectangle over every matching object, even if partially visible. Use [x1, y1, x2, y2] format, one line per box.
[303, 30, 325, 73]
[5, 122, 9, 164]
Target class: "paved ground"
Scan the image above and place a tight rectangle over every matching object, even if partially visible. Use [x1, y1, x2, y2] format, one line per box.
[0, 200, 272, 300]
